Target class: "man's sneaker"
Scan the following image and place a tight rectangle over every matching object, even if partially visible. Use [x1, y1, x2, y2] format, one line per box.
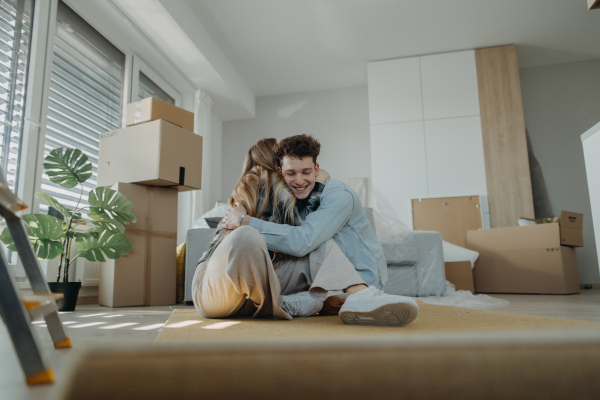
[281, 291, 323, 317]
[339, 286, 418, 326]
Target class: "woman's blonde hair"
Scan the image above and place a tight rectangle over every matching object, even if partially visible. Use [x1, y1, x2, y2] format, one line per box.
[229, 138, 295, 224]
[204, 139, 295, 263]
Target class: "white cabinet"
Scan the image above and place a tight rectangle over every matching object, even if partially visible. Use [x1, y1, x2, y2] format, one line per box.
[420, 50, 480, 120]
[367, 57, 423, 125]
[368, 50, 486, 227]
[582, 121, 600, 273]
[370, 121, 429, 228]
[424, 116, 487, 198]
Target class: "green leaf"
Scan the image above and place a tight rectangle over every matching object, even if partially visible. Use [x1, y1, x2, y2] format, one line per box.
[75, 229, 133, 262]
[3, 214, 66, 259]
[65, 231, 99, 239]
[35, 192, 71, 218]
[0, 226, 17, 251]
[91, 220, 126, 233]
[43, 148, 93, 188]
[87, 187, 136, 231]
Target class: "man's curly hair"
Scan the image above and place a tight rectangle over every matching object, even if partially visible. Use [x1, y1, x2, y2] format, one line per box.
[276, 134, 321, 165]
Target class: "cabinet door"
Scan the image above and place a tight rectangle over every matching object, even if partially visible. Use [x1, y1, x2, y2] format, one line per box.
[370, 121, 429, 228]
[420, 50, 480, 120]
[367, 57, 423, 125]
[424, 116, 488, 198]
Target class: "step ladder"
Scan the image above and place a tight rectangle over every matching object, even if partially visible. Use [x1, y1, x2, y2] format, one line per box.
[0, 170, 72, 386]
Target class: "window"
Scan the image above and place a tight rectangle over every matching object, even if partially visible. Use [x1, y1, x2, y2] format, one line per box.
[42, 1, 124, 215]
[0, 0, 33, 193]
[138, 71, 174, 104]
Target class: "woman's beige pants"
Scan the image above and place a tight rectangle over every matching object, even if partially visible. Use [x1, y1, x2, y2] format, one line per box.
[192, 226, 365, 320]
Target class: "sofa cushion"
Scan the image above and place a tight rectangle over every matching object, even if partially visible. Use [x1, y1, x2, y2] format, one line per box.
[381, 243, 419, 266]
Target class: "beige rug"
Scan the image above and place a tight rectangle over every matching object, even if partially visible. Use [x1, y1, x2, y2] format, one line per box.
[156, 302, 600, 343]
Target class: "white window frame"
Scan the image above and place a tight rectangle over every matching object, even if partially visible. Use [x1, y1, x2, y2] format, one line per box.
[11, 0, 190, 287]
[131, 55, 182, 107]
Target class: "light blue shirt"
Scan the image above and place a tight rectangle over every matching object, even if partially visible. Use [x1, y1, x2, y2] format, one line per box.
[249, 179, 388, 288]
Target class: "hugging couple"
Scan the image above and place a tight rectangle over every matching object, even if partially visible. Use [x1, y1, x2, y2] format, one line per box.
[191, 134, 419, 326]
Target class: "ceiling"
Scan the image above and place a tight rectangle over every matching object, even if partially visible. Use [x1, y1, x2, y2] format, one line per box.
[187, 0, 600, 97]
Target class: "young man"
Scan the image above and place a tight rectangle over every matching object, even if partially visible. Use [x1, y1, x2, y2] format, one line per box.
[221, 134, 418, 326]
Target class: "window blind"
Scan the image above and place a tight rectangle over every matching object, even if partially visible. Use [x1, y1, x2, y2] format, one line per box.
[0, 0, 33, 193]
[42, 1, 124, 216]
[138, 71, 174, 104]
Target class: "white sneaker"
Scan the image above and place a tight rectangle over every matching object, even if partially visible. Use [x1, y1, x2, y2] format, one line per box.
[339, 286, 419, 326]
[281, 291, 323, 317]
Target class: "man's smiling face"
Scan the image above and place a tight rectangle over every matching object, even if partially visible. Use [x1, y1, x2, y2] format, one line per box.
[280, 155, 320, 200]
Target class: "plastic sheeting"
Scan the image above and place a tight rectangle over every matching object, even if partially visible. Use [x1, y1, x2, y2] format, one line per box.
[417, 281, 510, 309]
[372, 209, 446, 297]
[192, 202, 229, 229]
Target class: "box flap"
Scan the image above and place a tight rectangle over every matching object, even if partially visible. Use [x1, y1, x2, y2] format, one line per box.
[560, 211, 583, 230]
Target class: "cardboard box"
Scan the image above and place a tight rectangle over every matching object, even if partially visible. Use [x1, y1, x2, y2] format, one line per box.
[126, 97, 194, 131]
[412, 196, 483, 248]
[99, 183, 177, 307]
[444, 261, 475, 293]
[521, 211, 583, 247]
[97, 120, 203, 192]
[467, 224, 580, 294]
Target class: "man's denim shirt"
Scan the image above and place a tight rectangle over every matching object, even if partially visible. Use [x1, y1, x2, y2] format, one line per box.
[250, 179, 388, 288]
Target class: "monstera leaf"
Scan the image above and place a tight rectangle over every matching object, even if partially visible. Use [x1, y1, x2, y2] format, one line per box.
[35, 192, 71, 218]
[87, 187, 136, 232]
[44, 148, 93, 188]
[74, 229, 132, 262]
[0, 214, 66, 259]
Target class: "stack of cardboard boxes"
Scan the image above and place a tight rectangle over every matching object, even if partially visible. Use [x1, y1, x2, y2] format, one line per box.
[96, 97, 202, 307]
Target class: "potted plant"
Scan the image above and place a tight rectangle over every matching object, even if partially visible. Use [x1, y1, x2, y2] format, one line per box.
[0, 148, 136, 311]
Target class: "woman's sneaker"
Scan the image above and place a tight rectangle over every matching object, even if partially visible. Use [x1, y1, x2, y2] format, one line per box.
[339, 286, 418, 326]
[281, 291, 323, 317]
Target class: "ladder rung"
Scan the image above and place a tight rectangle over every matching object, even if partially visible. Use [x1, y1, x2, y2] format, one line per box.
[22, 293, 64, 311]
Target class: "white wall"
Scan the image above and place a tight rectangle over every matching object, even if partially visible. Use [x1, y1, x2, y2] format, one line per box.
[221, 86, 371, 200]
[520, 59, 600, 284]
[177, 111, 223, 244]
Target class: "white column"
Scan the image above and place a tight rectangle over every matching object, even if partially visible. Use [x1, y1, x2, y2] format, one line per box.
[192, 89, 214, 222]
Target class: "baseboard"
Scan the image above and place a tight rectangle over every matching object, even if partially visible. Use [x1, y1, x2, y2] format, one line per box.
[77, 296, 99, 305]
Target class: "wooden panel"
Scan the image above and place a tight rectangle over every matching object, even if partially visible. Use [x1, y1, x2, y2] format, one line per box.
[588, 0, 600, 10]
[412, 196, 483, 248]
[367, 57, 423, 125]
[475, 45, 534, 228]
[445, 262, 475, 293]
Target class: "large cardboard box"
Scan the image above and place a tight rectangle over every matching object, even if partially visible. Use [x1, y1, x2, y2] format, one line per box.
[467, 224, 580, 294]
[126, 97, 194, 131]
[521, 211, 583, 247]
[412, 196, 483, 248]
[97, 120, 203, 191]
[99, 183, 177, 307]
[444, 261, 475, 293]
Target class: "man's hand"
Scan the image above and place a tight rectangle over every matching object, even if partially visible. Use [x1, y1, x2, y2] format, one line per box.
[316, 168, 331, 184]
[220, 202, 249, 230]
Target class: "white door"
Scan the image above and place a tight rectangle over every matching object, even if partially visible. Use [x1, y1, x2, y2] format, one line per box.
[370, 121, 429, 228]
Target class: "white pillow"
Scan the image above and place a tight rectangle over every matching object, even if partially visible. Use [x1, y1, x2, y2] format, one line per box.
[192, 202, 230, 229]
[442, 240, 479, 269]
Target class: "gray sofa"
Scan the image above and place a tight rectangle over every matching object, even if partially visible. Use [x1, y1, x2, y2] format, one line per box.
[184, 210, 445, 302]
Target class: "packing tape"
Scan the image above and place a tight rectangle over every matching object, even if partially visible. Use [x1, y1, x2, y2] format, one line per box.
[134, 102, 142, 124]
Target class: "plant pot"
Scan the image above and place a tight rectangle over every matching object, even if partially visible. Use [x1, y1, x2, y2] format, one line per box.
[48, 282, 82, 312]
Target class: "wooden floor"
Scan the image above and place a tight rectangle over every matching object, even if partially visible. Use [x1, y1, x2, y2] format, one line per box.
[1, 288, 600, 399]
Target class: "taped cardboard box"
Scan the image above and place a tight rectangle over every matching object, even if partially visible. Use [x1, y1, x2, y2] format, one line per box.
[520, 211, 583, 247]
[97, 120, 202, 192]
[444, 262, 475, 293]
[99, 183, 177, 307]
[467, 223, 580, 294]
[126, 97, 194, 131]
